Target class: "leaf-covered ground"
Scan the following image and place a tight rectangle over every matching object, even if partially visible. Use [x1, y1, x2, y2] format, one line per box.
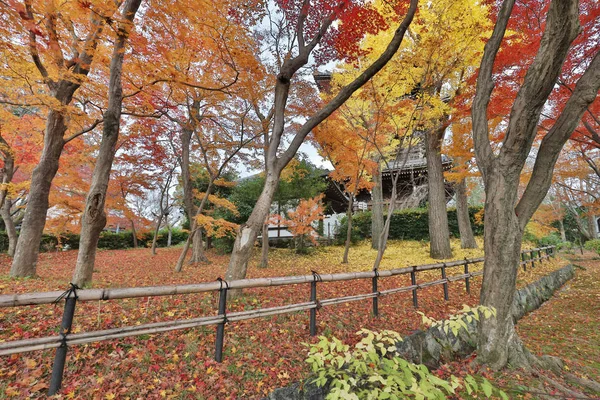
[0, 240, 570, 398]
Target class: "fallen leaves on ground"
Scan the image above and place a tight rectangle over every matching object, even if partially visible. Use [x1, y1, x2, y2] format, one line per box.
[0, 239, 568, 398]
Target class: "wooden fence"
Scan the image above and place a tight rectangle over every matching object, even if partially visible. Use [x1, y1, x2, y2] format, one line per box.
[0, 246, 556, 395]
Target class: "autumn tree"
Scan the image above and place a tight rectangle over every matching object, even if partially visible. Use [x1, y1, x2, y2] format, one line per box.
[446, 120, 479, 249]
[272, 194, 324, 254]
[313, 111, 379, 264]
[471, 0, 600, 369]
[224, 0, 419, 295]
[72, 0, 142, 287]
[4, 1, 118, 277]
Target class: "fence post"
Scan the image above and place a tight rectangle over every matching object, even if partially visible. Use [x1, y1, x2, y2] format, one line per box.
[441, 263, 449, 301]
[521, 251, 526, 271]
[372, 269, 379, 317]
[410, 267, 418, 308]
[215, 279, 228, 362]
[48, 284, 79, 396]
[530, 250, 535, 269]
[310, 271, 321, 336]
[464, 259, 470, 295]
[538, 249, 543, 263]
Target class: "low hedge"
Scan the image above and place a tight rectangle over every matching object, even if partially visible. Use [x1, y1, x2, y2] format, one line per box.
[0, 229, 188, 253]
[336, 206, 484, 243]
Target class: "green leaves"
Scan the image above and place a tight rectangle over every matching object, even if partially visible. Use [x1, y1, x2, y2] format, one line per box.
[305, 328, 506, 400]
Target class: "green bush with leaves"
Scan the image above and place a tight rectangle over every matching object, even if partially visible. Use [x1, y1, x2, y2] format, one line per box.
[584, 239, 600, 256]
[305, 306, 506, 400]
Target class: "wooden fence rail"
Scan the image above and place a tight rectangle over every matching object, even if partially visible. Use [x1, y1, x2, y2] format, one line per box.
[0, 246, 556, 395]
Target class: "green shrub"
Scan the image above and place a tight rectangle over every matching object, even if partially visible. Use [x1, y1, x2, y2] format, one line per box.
[97, 231, 136, 249]
[213, 236, 235, 254]
[556, 241, 573, 251]
[306, 328, 505, 399]
[335, 207, 484, 243]
[537, 232, 562, 247]
[305, 306, 506, 400]
[584, 239, 600, 255]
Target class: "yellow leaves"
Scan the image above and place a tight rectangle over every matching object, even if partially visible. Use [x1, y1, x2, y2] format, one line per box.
[105, 393, 116, 400]
[195, 214, 238, 239]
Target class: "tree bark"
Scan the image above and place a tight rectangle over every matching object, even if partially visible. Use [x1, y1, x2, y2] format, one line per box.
[425, 126, 452, 259]
[260, 221, 269, 268]
[342, 195, 354, 264]
[371, 162, 384, 250]
[167, 222, 172, 247]
[130, 220, 138, 248]
[587, 213, 597, 239]
[559, 219, 567, 242]
[10, 111, 67, 277]
[476, 171, 524, 368]
[189, 228, 208, 263]
[456, 178, 478, 249]
[224, 171, 280, 295]
[151, 213, 164, 255]
[1, 199, 17, 257]
[72, 0, 142, 287]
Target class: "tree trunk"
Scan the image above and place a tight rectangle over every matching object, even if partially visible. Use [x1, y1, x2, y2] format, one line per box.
[72, 0, 141, 287]
[456, 178, 478, 249]
[559, 219, 567, 242]
[477, 171, 524, 369]
[189, 228, 209, 263]
[174, 234, 192, 272]
[425, 126, 452, 259]
[371, 163, 384, 250]
[260, 221, 269, 268]
[225, 171, 280, 296]
[179, 127, 209, 268]
[10, 110, 67, 277]
[342, 195, 354, 264]
[1, 199, 17, 257]
[587, 213, 597, 239]
[131, 220, 138, 248]
[166, 219, 172, 247]
[151, 213, 164, 255]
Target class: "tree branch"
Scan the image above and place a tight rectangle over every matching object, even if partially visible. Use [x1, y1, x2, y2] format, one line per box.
[276, 0, 419, 171]
[471, 0, 516, 178]
[516, 50, 600, 227]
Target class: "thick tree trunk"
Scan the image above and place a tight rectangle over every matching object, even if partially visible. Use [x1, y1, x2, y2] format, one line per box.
[73, 113, 119, 285]
[167, 224, 172, 247]
[10, 110, 67, 277]
[425, 126, 452, 259]
[151, 213, 164, 255]
[477, 171, 523, 369]
[342, 195, 354, 264]
[189, 228, 209, 263]
[260, 222, 269, 268]
[456, 178, 478, 249]
[72, 0, 141, 287]
[559, 219, 567, 242]
[371, 163, 384, 250]
[1, 199, 17, 257]
[225, 172, 280, 296]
